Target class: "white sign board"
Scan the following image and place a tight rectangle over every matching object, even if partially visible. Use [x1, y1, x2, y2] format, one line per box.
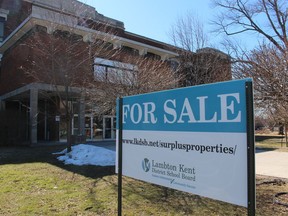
[117, 79, 253, 207]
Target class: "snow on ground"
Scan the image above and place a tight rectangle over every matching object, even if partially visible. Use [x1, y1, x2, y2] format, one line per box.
[54, 144, 115, 166]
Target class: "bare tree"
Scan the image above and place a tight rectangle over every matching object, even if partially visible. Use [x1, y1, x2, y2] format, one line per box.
[22, 27, 89, 151]
[169, 12, 208, 52]
[177, 48, 231, 86]
[213, 0, 288, 144]
[20, 2, 119, 151]
[169, 12, 231, 87]
[213, 0, 288, 52]
[87, 52, 181, 117]
[233, 44, 288, 142]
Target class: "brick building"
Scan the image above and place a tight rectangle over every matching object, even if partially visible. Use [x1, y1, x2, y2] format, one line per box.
[178, 47, 231, 87]
[0, 0, 231, 145]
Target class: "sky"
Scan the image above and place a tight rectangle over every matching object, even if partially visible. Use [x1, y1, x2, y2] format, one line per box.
[79, 0, 227, 47]
[78, 0, 259, 52]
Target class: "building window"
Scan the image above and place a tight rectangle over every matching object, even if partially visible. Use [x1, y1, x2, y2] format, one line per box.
[121, 46, 139, 55]
[0, 9, 8, 42]
[93, 58, 137, 85]
[145, 52, 161, 60]
[94, 65, 107, 82]
[0, 17, 5, 42]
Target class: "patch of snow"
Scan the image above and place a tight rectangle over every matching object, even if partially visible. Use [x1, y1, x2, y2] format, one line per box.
[55, 144, 115, 166]
[52, 148, 67, 155]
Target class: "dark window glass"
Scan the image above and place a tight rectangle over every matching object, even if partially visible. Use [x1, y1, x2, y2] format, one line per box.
[0, 17, 5, 42]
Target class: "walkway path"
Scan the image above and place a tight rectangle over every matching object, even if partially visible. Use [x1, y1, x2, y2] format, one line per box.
[256, 150, 288, 179]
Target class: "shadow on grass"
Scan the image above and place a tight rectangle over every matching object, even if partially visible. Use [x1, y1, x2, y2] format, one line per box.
[118, 178, 246, 215]
[256, 147, 279, 153]
[0, 145, 115, 179]
[255, 135, 284, 142]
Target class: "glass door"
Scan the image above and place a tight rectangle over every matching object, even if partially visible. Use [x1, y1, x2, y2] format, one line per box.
[103, 116, 116, 139]
[92, 116, 103, 140]
[85, 116, 92, 140]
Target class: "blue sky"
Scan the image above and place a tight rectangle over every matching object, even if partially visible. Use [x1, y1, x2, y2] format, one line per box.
[79, 0, 257, 50]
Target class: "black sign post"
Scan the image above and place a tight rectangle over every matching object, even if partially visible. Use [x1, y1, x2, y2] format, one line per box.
[117, 98, 123, 216]
[246, 82, 256, 216]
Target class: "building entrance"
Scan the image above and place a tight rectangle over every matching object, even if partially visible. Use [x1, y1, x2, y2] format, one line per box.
[70, 115, 116, 141]
[103, 116, 116, 139]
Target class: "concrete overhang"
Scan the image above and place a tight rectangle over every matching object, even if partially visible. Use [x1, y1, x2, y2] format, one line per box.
[0, 83, 82, 102]
[0, 11, 178, 60]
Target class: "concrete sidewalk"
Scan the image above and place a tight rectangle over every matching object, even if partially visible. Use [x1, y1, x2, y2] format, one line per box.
[256, 150, 288, 179]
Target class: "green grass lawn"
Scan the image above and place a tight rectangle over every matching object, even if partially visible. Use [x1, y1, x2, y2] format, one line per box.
[0, 163, 96, 215]
[0, 145, 288, 215]
[0, 162, 246, 215]
[256, 135, 288, 151]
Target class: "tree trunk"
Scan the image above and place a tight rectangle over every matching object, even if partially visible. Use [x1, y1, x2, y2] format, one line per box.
[66, 115, 72, 152]
[285, 123, 288, 147]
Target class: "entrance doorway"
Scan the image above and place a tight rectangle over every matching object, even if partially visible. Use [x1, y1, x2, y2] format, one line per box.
[84, 115, 104, 141]
[70, 115, 115, 141]
[103, 116, 116, 139]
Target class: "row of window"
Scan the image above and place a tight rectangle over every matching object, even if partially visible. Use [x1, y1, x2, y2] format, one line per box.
[93, 57, 181, 86]
[93, 57, 137, 85]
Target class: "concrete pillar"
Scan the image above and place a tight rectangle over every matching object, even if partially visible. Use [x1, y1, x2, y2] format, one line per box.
[46, 25, 55, 34]
[83, 33, 95, 43]
[78, 94, 85, 137]
[161, 54, 168, 61]
[139, 48, 148, 56]
[113, 41, 122, 49]
[30, 88, 38, 145]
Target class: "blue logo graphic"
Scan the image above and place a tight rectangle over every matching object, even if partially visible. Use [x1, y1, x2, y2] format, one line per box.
[142, 158, 151, 172]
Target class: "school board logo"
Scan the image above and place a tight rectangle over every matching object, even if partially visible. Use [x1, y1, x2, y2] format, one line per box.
[142, 158, 150, 172]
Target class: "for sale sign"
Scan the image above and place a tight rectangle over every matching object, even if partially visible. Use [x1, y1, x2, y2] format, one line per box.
[116, 79, 254, 208]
